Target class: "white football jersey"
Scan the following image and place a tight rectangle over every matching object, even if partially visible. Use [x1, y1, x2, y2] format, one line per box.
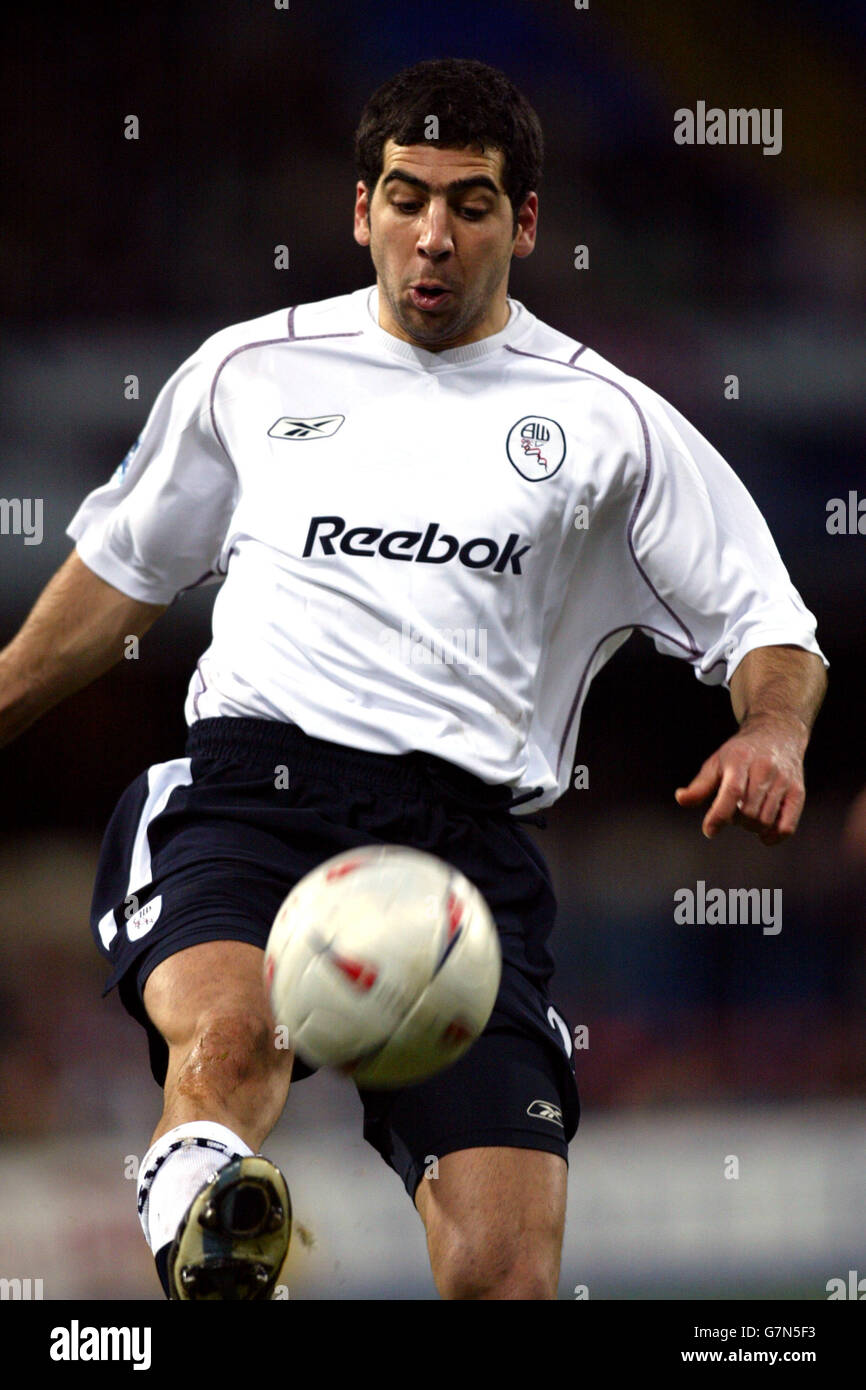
[67, 284, 826, 812]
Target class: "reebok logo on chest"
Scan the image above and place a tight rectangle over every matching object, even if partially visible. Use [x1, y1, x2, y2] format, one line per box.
[302, 516, 531, 574]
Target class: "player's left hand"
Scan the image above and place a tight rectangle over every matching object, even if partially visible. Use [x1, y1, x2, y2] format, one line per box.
[674, 713, 808, 846]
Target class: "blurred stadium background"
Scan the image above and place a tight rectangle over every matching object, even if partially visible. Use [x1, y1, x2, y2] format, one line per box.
[1, 1, 864, 1299]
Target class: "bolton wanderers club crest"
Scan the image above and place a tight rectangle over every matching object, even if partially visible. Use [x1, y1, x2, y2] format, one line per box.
[506, 416, 566, 481]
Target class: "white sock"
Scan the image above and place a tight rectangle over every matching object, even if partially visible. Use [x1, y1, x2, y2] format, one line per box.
[137, 1122, 254, 1254]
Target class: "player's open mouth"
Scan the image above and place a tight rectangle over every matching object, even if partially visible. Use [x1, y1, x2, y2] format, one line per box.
[409, 285, 453, 310]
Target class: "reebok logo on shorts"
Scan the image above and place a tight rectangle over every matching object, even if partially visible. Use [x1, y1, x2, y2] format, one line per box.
[527, 1099, 564, 1126]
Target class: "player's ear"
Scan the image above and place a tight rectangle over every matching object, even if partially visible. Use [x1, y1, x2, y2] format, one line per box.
[353, 181, 372, 247]
[511, 192, 538, 260]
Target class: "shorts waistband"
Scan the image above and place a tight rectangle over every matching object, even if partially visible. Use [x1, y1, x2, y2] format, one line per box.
[185, 717, 522, 813]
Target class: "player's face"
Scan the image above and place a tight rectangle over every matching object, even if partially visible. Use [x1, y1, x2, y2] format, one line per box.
[353, 140, 537, 352]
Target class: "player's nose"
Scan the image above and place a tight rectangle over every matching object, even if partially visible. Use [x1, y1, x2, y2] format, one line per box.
[416, 199, 455, 257]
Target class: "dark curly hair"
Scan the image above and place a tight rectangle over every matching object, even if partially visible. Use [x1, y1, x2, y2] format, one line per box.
[354, 58, 543, 233]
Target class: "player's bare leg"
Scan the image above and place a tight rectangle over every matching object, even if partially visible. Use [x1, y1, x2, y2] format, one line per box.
[414, 1146, 567, 1300]
[144, 940, 292, 1149]
[137, 940, 294, 1299]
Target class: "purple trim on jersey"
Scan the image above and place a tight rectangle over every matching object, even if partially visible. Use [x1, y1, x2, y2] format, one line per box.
[289, 332, 364, 342]
[555, 623, 711, 771]
[504, 343, 700, 652]
[568, 346, 587, 365]
[208, 327, 363, 465]
[177, 569, 218, 594]
[504, 343, 712, 786]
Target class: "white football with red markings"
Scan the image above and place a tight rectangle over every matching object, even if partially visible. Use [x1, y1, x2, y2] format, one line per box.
[264, 844, 501, 1087]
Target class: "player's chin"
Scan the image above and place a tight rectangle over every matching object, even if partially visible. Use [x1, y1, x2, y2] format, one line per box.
[402, 315, 461, 347]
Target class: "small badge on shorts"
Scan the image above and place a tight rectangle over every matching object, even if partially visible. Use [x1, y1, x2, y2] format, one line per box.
[527, 1099, 564, 1127]
[125, 895, 163, 942]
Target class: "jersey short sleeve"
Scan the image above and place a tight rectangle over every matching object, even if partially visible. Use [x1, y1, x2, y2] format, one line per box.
[66, 340, 238, 605]
[626, 385, 826, 687]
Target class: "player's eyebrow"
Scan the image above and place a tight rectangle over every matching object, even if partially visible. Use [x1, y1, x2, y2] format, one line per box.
[381, 170, 501, 198]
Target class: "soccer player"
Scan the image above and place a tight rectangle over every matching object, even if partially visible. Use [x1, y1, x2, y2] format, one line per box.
[0, 59, 827, 1300]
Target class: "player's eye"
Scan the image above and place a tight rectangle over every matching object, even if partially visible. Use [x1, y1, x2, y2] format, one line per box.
[459, 207, 487, 220]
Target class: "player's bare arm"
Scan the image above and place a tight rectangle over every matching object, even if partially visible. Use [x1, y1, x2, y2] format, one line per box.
[0, 548, 167, 750]
[675, 644, 828, 845]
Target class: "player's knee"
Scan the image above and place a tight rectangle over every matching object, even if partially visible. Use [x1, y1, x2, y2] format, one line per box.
[171, 1009, 282, 1104]
[435, 1237, 558, 1301]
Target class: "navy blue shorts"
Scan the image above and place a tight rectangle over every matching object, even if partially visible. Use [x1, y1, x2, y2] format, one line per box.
[90, 717, 579, 1198]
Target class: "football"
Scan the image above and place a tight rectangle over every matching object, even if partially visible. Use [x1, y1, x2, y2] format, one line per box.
[263, 844, 502, 1087]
